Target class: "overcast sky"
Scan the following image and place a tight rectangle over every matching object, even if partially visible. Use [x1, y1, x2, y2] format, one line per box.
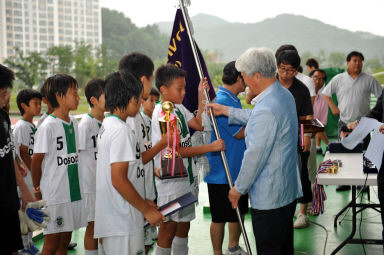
[100, 0, 384, 36]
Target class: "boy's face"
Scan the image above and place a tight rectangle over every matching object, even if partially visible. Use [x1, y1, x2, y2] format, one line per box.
[61, 84, 79, 111]
[127, 93, 143, 117]
[24, 97, 42, 116]
[142, 94, 159, 115]
[92, 93, 106, 112]
[141, 75, 154, 99]
[0, 87, 10, 108]
[162, 77, 186, 104]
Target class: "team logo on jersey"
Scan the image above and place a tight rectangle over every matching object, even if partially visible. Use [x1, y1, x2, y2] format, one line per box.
[69, 128, 73, 134]
[56, 216, 64, 227]
[136, 250, 144, 255]
[57, 153, 79, 166]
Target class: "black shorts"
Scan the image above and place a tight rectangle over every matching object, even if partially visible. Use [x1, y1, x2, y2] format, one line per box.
[4, 209, 23, 254]
[207, 183, 249, 223]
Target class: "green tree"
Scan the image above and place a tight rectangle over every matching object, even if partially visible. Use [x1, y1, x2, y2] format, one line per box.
[5, 47, 48, 88]
[94, 45, 118, 79]
[328, 52, 346, 68]
[364, 58, 382, 73]
[46, 45, 74, 74]
[73, 42, 96, 87]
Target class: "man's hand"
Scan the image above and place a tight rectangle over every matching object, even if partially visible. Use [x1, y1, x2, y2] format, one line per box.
[210, 139, 225, 152]
[228, 187, 241, 209]
[340, 121, 359, 138]
[302, 135, 311, 152]
[206, 103, 229, 117]
[198, 77, 209, 97]
[380, 124, 384, 134]
[330, 106, 340, 116]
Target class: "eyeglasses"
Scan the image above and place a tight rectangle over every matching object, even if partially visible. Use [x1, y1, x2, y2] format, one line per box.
[278, 66, 296, 74]
[312, 76, 325, 82]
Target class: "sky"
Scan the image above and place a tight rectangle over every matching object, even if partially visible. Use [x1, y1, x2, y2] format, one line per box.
[100, 0, 384, 36]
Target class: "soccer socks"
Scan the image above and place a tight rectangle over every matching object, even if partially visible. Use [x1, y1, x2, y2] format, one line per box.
[22, 234, 29, 249]
[172, 236, 188, 255]
[155, 244, 171, 255]
[85, 250, 99, 255]
[98, 243, 105, 255]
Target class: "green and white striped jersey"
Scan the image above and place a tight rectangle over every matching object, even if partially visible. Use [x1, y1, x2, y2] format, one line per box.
[34, 114, 82, 205]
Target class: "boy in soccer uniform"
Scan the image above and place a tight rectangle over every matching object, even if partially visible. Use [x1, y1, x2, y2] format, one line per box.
[31, 74, 86, 255]
[152, 65, 225, 255]
[94, 71, 165, 254]
[119, 53, 168, 254]
[78, 79, 105, 255]
[13, 89, 42, 254]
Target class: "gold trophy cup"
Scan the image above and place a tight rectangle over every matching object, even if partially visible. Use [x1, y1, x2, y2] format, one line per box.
[158, 101, 188, 180]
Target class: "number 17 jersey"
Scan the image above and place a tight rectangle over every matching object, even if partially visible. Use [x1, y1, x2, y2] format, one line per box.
[34, 114, 82, 205]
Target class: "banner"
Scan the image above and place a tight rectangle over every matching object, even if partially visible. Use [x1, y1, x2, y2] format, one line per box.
[167, 9, 216, 114]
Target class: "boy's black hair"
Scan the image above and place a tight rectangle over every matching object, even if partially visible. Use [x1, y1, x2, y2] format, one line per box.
[16, 89, 42, 115]
[275, 44, 298, 59]
[104, 70, 143, 112]
[155, 65, 186, 91]
[149, 87, 160, 98]
[277, 50, 301, 70]
[222, 61, 241, 85]
[85, 78, 106, 107]
[43, 74, 78, 109]
[0, 64, 15, 89]
[118, 52, 154, 80]
[306, 58, 319, 69]
[347, 51, 364, 62]
[309, 69, 328, 82]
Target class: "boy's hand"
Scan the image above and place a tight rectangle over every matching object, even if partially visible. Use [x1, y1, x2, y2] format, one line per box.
[154, 168, 161, 178]
[146, 199, 159, 209]
[198, 77, 209, 97]
[143, 206, 165, 227]
[19, 164, 28, 177]
[210, 139, 225, 152]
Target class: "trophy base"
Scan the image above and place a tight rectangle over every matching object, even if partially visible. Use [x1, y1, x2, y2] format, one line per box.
[160, 157, 188, 180]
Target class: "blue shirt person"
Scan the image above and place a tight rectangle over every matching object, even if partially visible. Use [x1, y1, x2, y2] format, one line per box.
[208, 48, 302, 255]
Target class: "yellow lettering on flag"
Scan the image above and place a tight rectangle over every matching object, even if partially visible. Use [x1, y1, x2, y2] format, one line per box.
[169, 38, 177, 52]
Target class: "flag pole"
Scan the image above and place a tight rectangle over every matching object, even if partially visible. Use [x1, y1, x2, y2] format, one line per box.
[178, 1, 252, 254]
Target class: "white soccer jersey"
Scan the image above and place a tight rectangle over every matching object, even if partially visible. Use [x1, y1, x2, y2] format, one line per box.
[151, 103, 195, 197]
[94, 115, 145, 238]
[34, 114, 82, 205]
[78, 113, 102, 194]
[13, 119, 36, 170]
[37, 112, 49, 128]
[127, 113, 156, 200]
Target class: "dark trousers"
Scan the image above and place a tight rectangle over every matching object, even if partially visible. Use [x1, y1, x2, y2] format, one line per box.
[298, 151, 313, 203]
[251, 200, 297, 255]
[377, 155, 384, 251]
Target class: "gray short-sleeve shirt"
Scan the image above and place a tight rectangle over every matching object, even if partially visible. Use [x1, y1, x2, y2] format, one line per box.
[322, 72, 382, 123]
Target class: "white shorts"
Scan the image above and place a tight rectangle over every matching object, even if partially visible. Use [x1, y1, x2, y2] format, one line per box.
[43, 200, 87, 235]
[103, 234, 145, 255]
[84, 193, 95, 222]
[157, 193, 195, 223]
[144, 227, 154, 246]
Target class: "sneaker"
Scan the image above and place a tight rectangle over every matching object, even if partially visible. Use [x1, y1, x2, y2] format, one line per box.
[225, 246, 248, 255]
[18, 248, 35, 255]
[316, 148, 323, 154]
[68, 242, 77, 250]
[30, 244, 41, 255]
[294, 213, 310, 229]
[336, 185, 351, 192]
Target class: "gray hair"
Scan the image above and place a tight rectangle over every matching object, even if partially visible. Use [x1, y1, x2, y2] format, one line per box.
[235, 47, 277, 78]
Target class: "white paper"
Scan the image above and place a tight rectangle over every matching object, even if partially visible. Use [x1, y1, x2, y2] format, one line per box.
[160, 202, 181, 215]
[341, 117, 384, 170]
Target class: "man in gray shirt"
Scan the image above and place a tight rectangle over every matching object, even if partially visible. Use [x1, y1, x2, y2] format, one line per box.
[322, 51, 382, 191]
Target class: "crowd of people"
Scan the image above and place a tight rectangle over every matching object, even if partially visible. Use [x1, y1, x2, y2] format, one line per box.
[1, 44, 383, 255]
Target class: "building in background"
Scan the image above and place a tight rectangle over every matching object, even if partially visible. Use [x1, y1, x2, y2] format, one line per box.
[0, 0, 102, 62]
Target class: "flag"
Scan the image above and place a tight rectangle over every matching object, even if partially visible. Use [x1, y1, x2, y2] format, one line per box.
[167, 9, 215, 115]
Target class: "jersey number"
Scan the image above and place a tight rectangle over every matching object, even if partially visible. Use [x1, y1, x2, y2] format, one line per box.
[91, 135, 97, 148]
[57, 136, 63, 150]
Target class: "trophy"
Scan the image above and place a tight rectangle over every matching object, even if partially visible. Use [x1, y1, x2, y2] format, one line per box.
[158, 101, 188, 180]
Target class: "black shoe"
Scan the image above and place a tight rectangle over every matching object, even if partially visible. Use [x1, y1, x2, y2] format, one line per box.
[336, 185, 351, 191]
[316, 148, 323, 154]
[68, 242, 77, 250]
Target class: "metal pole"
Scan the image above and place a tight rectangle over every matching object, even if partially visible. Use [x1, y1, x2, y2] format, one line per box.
[178, 1, 252, 254]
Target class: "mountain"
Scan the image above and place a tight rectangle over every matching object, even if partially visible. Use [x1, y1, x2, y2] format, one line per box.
[156, 13, 384, 61]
